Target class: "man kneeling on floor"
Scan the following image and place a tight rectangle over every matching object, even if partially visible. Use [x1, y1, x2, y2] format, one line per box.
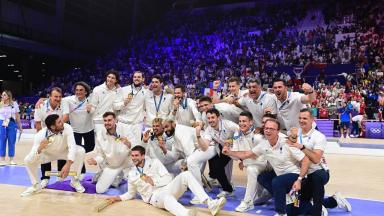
[21, 114, 85, 196]
[106, 145, 226, 216]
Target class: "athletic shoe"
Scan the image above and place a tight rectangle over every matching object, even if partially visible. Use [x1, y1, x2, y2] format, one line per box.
[190, 196, 203, 205]
[9, 160, 17, 165]
[334, 192, 352, 212]
[235, 200, 254, 212]
[40, 179, 49, 189]
[207, 197, 226, 216]
[207, 176, 220, 187]
[20, 184, 42, 197]
[254, 189, 272, 205]
[217, 190, 234, 198]
[322, 205, 328, 216]
[70, 179, 85, 193]
[0, 160, 6, 166]
[187, 208, 198, 216]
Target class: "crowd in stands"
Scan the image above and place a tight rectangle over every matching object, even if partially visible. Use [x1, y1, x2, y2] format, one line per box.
[32, 0, 383, 123]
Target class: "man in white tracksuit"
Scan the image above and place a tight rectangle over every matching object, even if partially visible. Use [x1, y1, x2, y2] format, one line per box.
[87, 112, 137, 193]
[230, 111, 270, 212]
[106, 145, 226, 216]
[21, 114, 85, 196]
[162, 119, 199, 177]
[90, 70, 121, 133]
[144, 75, 174, 126]
[171, 84, 202, 127]
[143, 118, 179, 174]
[113, 71, 148, 142]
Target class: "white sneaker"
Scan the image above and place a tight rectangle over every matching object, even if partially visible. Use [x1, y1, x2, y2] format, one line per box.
[207, 197, 226, 216]
[322, 205, 328, 216]
[190, 196, 203, 205]
[334, 192, 352, 212]
[217, 190, 234, 198]
[70, 179, 85, 193]
[0, 160, 6, 166]
[40, 179, 49, 189]
[187, 208, 198, 216]
[207, 176, 220, 187]
[235, 200, 254, 212]
[9, 160, 17, 165]
[21, 184, 42, 197]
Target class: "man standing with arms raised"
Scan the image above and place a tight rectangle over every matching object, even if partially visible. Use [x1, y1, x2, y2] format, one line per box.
[237, 78, 277, 128]
[272, 79, 316, 131]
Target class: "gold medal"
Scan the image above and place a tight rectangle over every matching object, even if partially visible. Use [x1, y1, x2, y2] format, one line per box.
[48, 137, 54, 143]
[127, 93, 133, 99]
[156, 112, 159, 117]
[140, 174, 147, 180]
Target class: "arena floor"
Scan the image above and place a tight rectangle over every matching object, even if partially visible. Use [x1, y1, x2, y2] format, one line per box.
[1, 131, 384, 216]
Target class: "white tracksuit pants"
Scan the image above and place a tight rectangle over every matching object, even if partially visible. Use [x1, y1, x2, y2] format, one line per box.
[96, 158, 132, 193]
[119, 122, 142, 146]
[150, 171, 210, 216]
[243, 164, 264, 202]
[186, 146, 217, 185]
[24, 145, 85, 185]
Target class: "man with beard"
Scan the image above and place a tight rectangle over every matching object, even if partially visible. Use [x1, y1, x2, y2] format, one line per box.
[90, 70, 121, 134]
[144, 75, 173, 126]
[87, 112, 137, 193]
[34, 87, 66, 188]
[106, 145, 226, 216]
[21, 114, 85, 196]
[114, 71, 148, 142]
[171, 84, 201, 127]
[143, 118, 179, 174]
[161, 119, 199, 177]
[272, 79, 316, 131]
[237, 78, 277, 128]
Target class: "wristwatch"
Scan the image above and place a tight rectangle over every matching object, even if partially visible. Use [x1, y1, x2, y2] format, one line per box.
[300, 145, 306, 150]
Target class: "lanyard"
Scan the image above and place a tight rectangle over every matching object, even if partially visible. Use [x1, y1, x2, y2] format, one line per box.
[46, 100, 60, 113]
[131, 84, 143, 96]
[299, 129, 311, 144]
[70, 98, 87, 113]
[154, 91, 164, 114]
[254, 92, 266, 105]
[279, 92, 291, 111]
[181, 98, 188, 109]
